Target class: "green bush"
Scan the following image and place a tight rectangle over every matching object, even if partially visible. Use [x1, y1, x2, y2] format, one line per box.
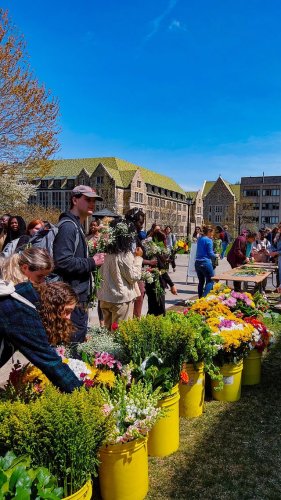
[0, 451, 63, 499]
[0, 386, 113, 497]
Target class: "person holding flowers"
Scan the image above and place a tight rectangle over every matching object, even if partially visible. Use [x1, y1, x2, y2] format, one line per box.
[195, 225, 218, 298]
[97, 219, 143, 329]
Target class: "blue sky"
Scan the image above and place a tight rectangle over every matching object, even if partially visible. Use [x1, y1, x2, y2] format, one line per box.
[4, 0, 281, 189]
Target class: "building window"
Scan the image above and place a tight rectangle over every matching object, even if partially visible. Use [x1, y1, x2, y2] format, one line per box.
[262, 189, 280, 196]
[137, 181, 141, 188]
[53, 179, 61, 189]
[262, 203, 279, 210]
[243, 189, 260, 197]
[183, 205, 186, 212]
[154, 211, 159, 219]
[262, 216, 279, 224]
[66, 179, 75, 189]
[177, 215, 181, 222]
[161, 199, 165, 208]
[209, 206, 212, 212]
[173, 202, 176, 210]
[215, 205, 223, 213]
[182, 216, 186, 222]
[197, 206, 202, 214]
[147, 210, 153, 219]
[41, 180, 48, 189]
[52, 191, 62, 208]
[208, 215, 212, 222]
[155, 198, 160, 207]
[65, 191, 71, 209]
[39, 191, 48, 207]
[167, 201, 171, 209]
[215, 214, 222, 222]
[96, 176, 104, 184]
[197, 217, 201, 224]
[148, 196, 153, 206]
[178, 204, 182, 211]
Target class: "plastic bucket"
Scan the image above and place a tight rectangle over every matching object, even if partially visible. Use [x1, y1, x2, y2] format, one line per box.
[63, 480, 92, 500]
[147, 384, 180, 457]
[242, 350, 262, 385]
[179, 362, 205, 418]
[211, 361, 243, 402]
[99, 437, 148, 500]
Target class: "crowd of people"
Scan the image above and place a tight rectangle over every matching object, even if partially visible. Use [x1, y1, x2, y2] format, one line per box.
[1, 187, 281, 393]
[0, 185, 181, 392]
[193, 223, 281, 297]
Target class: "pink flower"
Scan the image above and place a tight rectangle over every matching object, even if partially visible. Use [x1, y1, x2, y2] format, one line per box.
[102, 404, 112, 416]
[83, 379, 94, 387]
[56, 346, 66, 357]
[80, 372, 87, 379]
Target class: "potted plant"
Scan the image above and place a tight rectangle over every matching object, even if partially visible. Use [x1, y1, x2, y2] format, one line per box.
[98, 377, 163, 500]
[165, 311, 222, 418]
[0, 385, 113, 498]
[242, 317, 274, 385]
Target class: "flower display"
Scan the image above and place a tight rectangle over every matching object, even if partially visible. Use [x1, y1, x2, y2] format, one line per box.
[244, 317, 274, 352]
[173, 240, 188, 254]
[0, 361, 49, 403]
[101, 378, 163, 445]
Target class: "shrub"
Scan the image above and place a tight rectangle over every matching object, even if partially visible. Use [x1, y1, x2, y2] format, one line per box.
[0, 386, 113, 496]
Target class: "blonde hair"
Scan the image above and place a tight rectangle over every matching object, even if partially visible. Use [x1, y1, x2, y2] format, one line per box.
[1, 254, 28, 284]
[18, 247, 54, 272]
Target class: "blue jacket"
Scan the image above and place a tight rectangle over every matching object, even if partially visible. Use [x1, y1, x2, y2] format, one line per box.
[0, 282, 82, 393]
[196, 236, 216, 261]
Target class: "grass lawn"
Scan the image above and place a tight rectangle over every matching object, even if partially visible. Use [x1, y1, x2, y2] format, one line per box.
[147, 315, 281, 500]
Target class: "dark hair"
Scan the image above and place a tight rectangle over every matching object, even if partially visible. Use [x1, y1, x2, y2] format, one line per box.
[125, 208, 145, 224]
[106, 219, 136, 254]
[202, 225, 214, 236]
[3, 215, 26, 246]
[246, 230, 257, 239]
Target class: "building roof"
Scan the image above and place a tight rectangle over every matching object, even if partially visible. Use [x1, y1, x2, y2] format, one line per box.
[202, 178, 240, 201]
[185, 191, 197, 201]
[44, 157, 186, 195]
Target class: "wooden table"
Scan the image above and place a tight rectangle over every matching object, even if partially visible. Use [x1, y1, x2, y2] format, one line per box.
[212, 266, 272, 292]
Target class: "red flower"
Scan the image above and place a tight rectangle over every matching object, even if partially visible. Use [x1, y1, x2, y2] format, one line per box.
[83, 379, 94, 387]
[111, 322, 119, 331]
[180, 371, 189, 384]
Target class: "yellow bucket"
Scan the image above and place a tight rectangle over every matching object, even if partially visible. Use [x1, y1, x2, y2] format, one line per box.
[99, 437, 148, 500]
[63, 480, 92, 500]
[242, 349, 262, 385]
[147, 384, 180, 457]
[211, 361, 243, 402]
[179, 362, 205, 418]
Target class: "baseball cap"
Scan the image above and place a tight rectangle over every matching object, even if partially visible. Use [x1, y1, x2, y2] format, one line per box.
[71, 185, 103, 201]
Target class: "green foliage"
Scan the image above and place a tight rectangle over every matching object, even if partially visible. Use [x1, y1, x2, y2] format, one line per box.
[0, 386, 113, 497]
[77, 326, 126, 363]
[116, 312, 222, 392]
[0, 451, 63, 499]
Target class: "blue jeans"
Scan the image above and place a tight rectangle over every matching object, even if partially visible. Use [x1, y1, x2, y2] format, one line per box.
[195, 260, 214, 298]
[221, 241, 228, 258]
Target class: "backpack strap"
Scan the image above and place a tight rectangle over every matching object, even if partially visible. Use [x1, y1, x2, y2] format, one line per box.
[57, 219, 81, 255]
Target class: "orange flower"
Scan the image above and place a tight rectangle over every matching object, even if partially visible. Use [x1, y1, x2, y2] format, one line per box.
[180, 371, 189, 384]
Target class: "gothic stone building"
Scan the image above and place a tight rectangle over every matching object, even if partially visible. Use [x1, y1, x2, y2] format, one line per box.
[202, 177, 240, 236]
[32, 157, 189, 237]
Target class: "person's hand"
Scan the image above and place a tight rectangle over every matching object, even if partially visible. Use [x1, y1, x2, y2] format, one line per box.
[170, 285, 177, 295]
[135, 246, 143, 257]
[93, 252, 105, 266]
[244, 257, 250, 263]
[145, 258, 157, 266]
[270, 251, 278, 258]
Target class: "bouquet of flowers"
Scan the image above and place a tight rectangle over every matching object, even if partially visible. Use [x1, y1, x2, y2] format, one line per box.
[95, 222, 136, 253]
[244, 317, 274, 352]
[142, 239, 170, 259]
[0, 361, 50, 403]
[207, 316, 254, 364]
[173, 240, 188, 254]
[141, 267, 164, 304]
[101, 378, 163, 445]
[209, 283, 267, 317]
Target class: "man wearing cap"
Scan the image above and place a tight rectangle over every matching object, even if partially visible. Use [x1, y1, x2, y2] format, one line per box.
[53, 185, 104, 345]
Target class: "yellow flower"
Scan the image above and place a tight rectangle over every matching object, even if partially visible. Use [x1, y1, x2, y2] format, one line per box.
[96, 369, 116, 388]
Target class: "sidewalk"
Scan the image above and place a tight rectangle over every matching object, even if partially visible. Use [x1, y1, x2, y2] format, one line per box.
[88, 254, 232, 324]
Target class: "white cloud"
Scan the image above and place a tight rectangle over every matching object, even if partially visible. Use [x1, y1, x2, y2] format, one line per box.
[168, 19, 187, 32]
[144, 0, 179, 42]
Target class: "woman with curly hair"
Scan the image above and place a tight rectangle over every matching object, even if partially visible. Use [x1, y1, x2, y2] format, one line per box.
[37, 282, 78, 346]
